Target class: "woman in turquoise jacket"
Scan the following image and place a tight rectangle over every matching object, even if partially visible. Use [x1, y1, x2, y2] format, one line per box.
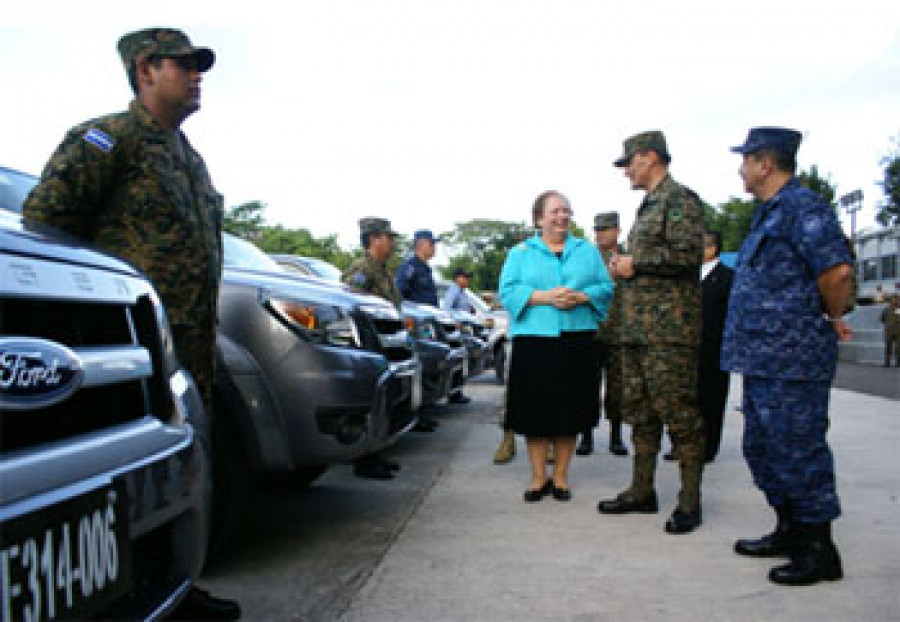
[500, 190, 613, 502]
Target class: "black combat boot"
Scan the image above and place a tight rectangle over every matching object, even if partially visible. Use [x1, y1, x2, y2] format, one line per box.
[768, 522, 843, 586]
[735, 505, 794, 557]
[576, 430, 593, 456]
[608, 421, 628, 456]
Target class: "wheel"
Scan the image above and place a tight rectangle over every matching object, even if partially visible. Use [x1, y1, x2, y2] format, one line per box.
[208, 402, 249, 558]
[494, 342, 507, 384]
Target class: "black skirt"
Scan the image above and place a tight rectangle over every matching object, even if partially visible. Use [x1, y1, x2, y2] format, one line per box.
[505, 331, 600, 438]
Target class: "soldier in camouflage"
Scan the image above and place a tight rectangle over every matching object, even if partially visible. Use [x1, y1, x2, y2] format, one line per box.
[576, 211, 628, 457]
[725, 127, 853, 586]
[597, 131, 706, 535]
[342, 217, 407, 479]
[22, 27, 239, 620]
[880, 295, 900, 366]
[344, 217, 402, 309]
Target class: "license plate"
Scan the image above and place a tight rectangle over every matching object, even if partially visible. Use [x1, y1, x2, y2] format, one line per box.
[1, 482, 131, 622]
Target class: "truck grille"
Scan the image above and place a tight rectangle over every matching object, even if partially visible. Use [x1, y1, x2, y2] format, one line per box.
[1, 295, 165, 452]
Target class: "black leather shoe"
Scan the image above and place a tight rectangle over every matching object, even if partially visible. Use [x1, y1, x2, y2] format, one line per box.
[447, 392, 472, 404]
[170, 586, 241, 621]
[379, 457, 401, 471]
[597, 491, 658, 514]
[735, 532, 792, 557]
[523, 480, 553, 503]
[353, 458, 394, 480]
[664, 508, 702, 534]
[413, 417, 438, 432]
[663, 450, 676, 461]
[575, 437, 593, 456]
[608, 441, 628, 456]
[551, 483, 572, 501]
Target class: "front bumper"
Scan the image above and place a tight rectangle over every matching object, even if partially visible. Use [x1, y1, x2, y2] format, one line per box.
[414, 340, 466, 406]
[0, 413, 208, 622]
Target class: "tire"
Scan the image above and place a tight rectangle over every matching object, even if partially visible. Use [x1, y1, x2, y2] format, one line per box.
[494, 342, 507, 384]
[208, 404, 249, 558]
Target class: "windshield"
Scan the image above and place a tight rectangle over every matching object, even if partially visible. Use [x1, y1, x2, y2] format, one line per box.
[0, 167, 38, 213]
[223, 234, 285, 273]
[303, 257, 342, 282]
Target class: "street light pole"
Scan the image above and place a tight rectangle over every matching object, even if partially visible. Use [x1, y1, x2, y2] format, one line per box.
[839, 189, 864, 241]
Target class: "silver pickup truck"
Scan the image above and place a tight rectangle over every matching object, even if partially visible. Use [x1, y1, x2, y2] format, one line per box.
[0, 166, 209, 621]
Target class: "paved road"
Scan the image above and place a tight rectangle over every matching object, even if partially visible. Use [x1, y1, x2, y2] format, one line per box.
[200, 374, 899, 621]
[833, 360, 900, 400]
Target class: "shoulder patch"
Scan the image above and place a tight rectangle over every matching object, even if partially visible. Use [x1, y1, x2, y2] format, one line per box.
[83, 128, 115, 153]
[352, 271, 367, 286]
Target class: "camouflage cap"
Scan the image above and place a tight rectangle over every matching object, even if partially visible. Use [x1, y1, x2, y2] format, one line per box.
[593, 211, 619, 230]
[613, 130, 670, 167]
[730, 127, 802, 157]
[359, 217, 399, 237]
[117, 28, 215, 72]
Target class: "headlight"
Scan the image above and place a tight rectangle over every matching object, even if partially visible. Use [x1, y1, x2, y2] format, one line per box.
[266, 297, 361, 348]
[403, 316, 439, 341]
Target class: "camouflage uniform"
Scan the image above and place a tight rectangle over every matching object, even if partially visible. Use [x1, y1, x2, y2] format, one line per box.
[23, 45, 222, 411]
[342, 217, 402, 309]
[880, 298, 900, 366]
[596, 243, 625, 423]
[618, 169, 705, 512]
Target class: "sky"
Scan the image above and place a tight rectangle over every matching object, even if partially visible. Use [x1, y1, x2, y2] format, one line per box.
[2, 0, 898, 259]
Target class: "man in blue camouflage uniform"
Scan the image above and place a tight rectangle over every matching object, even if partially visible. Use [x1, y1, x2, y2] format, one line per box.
[723, 127, 853, 586]
[396, 229, 440, 306]
[23, 27, 240, 619]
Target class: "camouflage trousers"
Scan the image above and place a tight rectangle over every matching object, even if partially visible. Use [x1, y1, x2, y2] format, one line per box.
[742, 376, 841, 523]
[598, 344, 622, 422]
[620, 345, 704, 463]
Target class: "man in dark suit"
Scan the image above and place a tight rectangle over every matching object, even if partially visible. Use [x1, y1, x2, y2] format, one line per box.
[699, 231, 733, 462]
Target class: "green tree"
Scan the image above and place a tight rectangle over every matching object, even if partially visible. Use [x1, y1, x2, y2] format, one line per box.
[799, 164, 838, 208]
[705, 197, 757, 252]
[439, 219, 534, 290]
[223, 201, 266, 240]
[877, 136, 900, 227]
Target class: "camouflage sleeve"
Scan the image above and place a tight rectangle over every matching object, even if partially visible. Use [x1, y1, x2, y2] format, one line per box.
[342, 261, 372, 295]
[632, 188, 704, 278]
[23, 121, 122, 239]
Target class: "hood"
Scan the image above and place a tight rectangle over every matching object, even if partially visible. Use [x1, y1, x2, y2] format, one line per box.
[224, 265, 396, 315]
[0, 210, 140, 277]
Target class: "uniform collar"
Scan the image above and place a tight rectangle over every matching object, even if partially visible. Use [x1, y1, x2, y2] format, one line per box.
[750, 176, 801, 229]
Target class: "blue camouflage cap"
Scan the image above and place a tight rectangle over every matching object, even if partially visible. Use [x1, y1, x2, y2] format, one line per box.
[413, 229, 437, 243]
[731, 127, 802, 157]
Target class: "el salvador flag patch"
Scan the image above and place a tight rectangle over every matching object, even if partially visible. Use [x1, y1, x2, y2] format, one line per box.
[83, 128, 115, 153]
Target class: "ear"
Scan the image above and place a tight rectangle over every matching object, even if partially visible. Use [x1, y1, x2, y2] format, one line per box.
[134, 56, 156, 89]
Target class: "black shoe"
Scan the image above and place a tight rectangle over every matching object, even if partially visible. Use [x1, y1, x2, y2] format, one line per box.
[551, 483, 572, 502]
[663, 451, 676, 461]
[524, 479, 553, 503]
[170, 586, 241, 621]
[379, 457, 401, 471]
[575, 435, 593, 456]
[597, 490, 658, 514]
[608, 440, 628, 456]
[665, 508, 702, 534]
[768, 523, 843, 586]
[735, 506, 793, 558]
[447, 392, 472, 405]
[413, 417, 438, 432]
[353, 458, 394, 480]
